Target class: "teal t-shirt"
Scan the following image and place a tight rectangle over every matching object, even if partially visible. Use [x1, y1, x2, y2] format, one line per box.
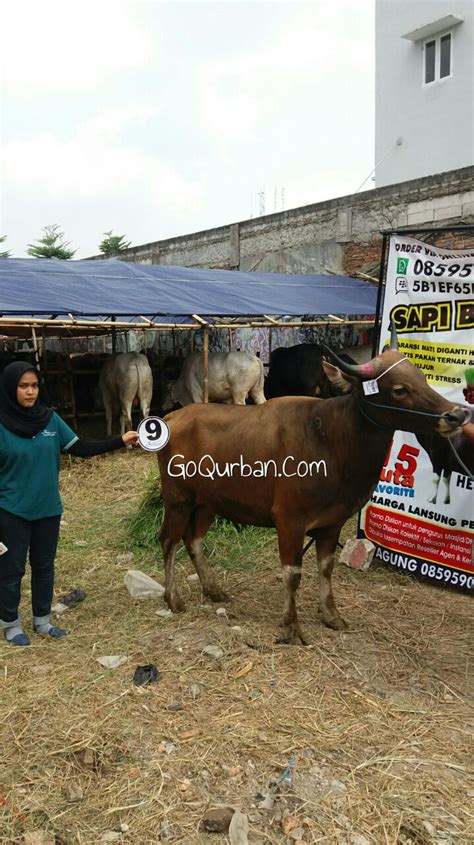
[0, 412, 78, 520]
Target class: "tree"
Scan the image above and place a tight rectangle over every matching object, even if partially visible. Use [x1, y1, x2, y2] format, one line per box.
[0, 235, 11, 258]
[27, 225, 76, 259]
[99, 230, 132, 256]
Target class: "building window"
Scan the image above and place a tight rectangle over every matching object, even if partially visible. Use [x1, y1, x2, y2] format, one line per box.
[440, 33, 451, 77]
[423, 32, 452, 84]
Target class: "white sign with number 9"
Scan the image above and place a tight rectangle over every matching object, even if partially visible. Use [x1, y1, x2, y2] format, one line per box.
[137, 417, 170, 451]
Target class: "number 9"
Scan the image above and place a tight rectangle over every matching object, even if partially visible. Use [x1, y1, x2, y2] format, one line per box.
[137, 417, 170, 452]
[145, 419, 160, 440]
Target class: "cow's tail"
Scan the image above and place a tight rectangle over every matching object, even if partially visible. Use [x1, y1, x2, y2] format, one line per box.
[134, 355, 145, 411]
[252, 356, 266, 403]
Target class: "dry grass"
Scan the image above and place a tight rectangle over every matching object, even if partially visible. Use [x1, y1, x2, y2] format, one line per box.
[0, 450, 472, 845]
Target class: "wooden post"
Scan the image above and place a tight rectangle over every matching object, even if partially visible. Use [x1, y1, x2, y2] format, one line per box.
[31, 327, 40, 371]
[41, 327, 47, 376]
[66, 355, 78, 430]
[202, 325, 209, 403]
[111, 316, 117, 353]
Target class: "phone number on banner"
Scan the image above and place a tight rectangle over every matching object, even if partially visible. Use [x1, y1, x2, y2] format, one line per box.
[372, 546, 474, 591]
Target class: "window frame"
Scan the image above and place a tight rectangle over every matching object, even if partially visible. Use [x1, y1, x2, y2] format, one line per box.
[422, 29, 453, 86]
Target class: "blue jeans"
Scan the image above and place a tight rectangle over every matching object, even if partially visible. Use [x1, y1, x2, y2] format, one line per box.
[0, 508, 61, 624]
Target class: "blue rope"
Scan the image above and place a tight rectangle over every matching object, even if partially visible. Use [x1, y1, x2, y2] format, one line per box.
[276, 755, 296, 785]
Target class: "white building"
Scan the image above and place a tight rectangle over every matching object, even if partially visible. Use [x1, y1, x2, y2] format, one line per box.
[375, 0, 474, 187]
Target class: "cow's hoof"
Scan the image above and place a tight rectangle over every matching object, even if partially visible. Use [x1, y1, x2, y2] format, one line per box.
[205, 588, 231, 603]
[164, 593, 186, 613]
[323, 615, 348, 631]
[276, 623, 308, 646]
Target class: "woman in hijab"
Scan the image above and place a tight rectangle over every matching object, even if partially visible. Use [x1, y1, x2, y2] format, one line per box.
[0, 361, 139, 645]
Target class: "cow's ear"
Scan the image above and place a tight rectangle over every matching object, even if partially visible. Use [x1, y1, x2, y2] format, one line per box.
[322, 360, 354, 393]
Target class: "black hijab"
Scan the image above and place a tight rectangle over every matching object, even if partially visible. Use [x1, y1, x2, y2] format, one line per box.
[0, 362, 53, 438]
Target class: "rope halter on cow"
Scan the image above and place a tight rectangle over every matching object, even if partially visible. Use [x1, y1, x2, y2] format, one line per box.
[321, 337, 473, 480]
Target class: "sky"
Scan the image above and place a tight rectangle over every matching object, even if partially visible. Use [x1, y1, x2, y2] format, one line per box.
[1, 0, 375, 259]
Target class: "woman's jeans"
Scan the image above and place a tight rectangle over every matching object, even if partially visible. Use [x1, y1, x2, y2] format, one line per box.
[0, 508, 61, 625]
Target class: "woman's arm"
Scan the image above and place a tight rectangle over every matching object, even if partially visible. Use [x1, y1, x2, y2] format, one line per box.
[66, 430, 139, 457]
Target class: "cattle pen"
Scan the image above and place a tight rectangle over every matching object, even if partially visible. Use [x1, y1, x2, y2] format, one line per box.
[0, 257, 377, 424]
[0, 258, 472, 844]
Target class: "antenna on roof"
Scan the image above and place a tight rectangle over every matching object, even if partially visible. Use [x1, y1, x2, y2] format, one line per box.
[258, 188, 266, 216]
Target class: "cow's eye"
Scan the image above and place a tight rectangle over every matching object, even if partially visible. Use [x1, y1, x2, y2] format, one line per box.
[392, 385, 408, 398]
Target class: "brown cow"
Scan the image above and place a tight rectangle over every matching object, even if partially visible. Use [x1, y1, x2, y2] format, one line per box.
[157, 337, 470, 644]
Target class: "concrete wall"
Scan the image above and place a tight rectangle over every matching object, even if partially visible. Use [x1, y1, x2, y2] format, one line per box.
[89, 166, 474, 277]
[375, 0, 474, 187]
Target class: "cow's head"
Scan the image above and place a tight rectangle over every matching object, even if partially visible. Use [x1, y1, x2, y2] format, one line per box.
[321, 329, 470, 437]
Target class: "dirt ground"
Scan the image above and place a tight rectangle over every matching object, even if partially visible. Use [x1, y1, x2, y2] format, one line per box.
[0, 450, 472, 845]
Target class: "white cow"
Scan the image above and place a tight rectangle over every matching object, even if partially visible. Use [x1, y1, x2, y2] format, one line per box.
[163, 351, 266, 410]
[98, 352, 153, 435]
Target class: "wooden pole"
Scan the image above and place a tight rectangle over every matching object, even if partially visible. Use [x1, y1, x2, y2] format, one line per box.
[202, 325, 209, 403]
[0, 316, 375, 331]
[66, 355, 78, 430]
[31, 327, 40, 371]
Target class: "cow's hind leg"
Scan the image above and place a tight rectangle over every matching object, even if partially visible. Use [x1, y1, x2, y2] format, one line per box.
[249, 384, 266, 404]
[442, 471, 451, 505]
[314, 527, 347, 630]
[160, 506, 193, 612]
[427, 473, 440, 504]
[140, 395, 151, 421]
[183, 506, 230, 603]
[103, 396, 113, 437]
[120, 401, 133, 438]
[274, 517, 307, 645]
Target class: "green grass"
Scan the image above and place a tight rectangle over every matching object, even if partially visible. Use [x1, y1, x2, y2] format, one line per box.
[127, 469, 273, 570]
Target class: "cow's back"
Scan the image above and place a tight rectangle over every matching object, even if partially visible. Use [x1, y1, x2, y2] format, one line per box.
[266, 344, 325, 398]
[178, 351, 263, 404]
[99, 352, 151, 401]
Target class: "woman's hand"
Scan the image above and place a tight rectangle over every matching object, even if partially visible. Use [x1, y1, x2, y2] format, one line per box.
[121, 431, 139, 448]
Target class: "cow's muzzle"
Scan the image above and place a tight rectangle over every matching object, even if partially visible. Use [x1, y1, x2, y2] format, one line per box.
[437, 406, 471, 435]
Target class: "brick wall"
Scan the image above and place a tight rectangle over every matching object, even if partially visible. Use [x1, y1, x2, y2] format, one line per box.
[88, 166, 474, 278]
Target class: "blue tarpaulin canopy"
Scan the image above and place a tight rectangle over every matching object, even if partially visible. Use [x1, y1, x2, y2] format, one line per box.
[0, 259, 377, 322]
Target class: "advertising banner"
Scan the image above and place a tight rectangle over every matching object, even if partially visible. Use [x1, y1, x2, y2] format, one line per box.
[358, 235, 474, 593]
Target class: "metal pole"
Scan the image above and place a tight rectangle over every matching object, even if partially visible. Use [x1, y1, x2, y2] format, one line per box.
[202, 326, 209, 403]
[373, 232, 389, 356]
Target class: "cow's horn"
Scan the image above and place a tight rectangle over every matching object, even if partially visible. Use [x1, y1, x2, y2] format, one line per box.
[321, 345, 376, 381]
[389, 322, 399, 350]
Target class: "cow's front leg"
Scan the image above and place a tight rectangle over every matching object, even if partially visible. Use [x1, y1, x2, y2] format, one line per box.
[315, 528, 347, 630]
[183, 507, 229, 602]
[274, 518, 307, 645]
[159, 507, 190, 613]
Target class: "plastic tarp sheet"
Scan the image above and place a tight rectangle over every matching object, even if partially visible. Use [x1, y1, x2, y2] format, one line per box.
[0, 258, 377, 318]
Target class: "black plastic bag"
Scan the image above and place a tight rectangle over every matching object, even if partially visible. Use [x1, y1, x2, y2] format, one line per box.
[133, 664, 160, 686]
